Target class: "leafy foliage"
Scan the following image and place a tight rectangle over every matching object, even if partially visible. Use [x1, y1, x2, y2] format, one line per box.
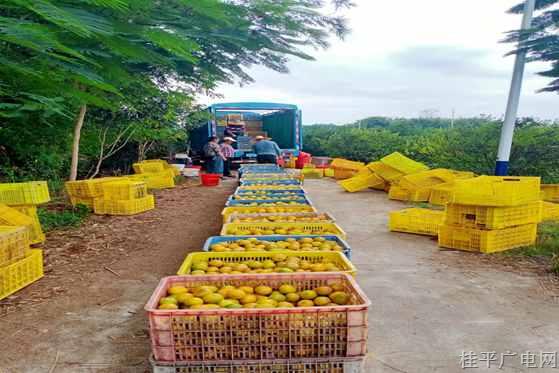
[0, 0, 351, 182]
[304, 116, 559, 183]
[507, 0, 559, 93]
[38, 204, 90, 232]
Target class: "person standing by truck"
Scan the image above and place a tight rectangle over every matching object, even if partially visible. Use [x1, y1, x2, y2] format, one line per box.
[203, 136, 225, 174]
[253, 135, 282, 164]
[221, 137, 236, 177]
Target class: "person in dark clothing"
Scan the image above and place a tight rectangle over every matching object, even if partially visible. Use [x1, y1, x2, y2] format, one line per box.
[252, 136, 282, 164]
[202, 136, 225, 174]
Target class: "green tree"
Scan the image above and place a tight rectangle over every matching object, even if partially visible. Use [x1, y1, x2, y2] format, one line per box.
[508, 0, 559, 93]
[1, 0, 352, 180]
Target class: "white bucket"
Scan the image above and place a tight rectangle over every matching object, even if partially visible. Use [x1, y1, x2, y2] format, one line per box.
[182, 168, 200, 177]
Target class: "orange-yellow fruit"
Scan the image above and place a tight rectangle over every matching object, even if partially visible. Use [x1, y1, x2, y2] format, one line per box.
[297, 300, 314, 307]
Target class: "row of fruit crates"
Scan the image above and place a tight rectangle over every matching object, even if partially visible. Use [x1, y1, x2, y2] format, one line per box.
[144, 165, 369, 368]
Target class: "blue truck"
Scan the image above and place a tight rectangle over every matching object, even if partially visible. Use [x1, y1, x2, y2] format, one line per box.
[190, 102, 303, 162]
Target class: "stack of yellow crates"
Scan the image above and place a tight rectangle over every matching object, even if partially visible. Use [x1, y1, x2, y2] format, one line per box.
[388, 169, 474, 202]
[0, 225, 43, 300]
[0, 181, 50, 244]
[330, 158, 366, 180]
[65, 177, 121, 208]
[92, 180, 154, 215]
[129, 159, 178, 189]
[439, 176, 542, 253]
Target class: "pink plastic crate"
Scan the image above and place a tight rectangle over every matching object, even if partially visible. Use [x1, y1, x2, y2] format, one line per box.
[145, 273, 370, 363]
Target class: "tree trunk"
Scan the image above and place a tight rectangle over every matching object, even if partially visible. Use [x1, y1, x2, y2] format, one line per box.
[69, 104, 87, 181]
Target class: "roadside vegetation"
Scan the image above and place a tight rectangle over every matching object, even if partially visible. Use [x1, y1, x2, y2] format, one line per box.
[37, 205, 91, 233]
[304, 116, 559, 183]
[0, 0, 352, 188]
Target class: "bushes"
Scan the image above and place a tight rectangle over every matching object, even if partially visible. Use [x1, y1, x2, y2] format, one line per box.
[304, 118, 559, 183]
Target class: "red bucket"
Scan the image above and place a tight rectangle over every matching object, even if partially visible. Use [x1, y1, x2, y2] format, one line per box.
[200, 173, 221, 186]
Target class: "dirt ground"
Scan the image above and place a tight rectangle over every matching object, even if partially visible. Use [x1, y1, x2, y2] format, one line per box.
[1, 178, 558, 373]
[0, 179, 237, 373]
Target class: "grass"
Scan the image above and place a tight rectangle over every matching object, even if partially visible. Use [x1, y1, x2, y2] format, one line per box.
[37, 204, 90, 232]
[503, 222, 559, 274]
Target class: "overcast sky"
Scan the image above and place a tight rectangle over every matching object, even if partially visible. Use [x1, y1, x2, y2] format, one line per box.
[204, 0, 559, 124]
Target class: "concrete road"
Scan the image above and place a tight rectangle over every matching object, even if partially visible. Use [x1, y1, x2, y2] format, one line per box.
[304, 179, 559, 373]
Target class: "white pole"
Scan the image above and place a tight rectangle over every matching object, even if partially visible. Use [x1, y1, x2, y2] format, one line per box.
[495, 0, 536, 176]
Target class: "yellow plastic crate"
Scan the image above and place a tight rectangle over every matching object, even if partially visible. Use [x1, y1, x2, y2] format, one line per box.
[368, 161, 405, 182]
[10, 205, 46, 244]
[227, 212, 335, 224]
[0, 226, 29, 267]
[444, 201, 542, 230]
[0, 249, 43, 300]
[388, 185, 411, 201]
[450, 170, 475, 179]
[221, 221, 347, 239]
[93, 195, 155, 215]
[398, 169, 456, 192]
[127, 171, 175, 189]
[429, 183, 455, 206]
[222, 205, 316, 223]
[330, 158, 365, 171]
[389, 208, 444, 236]
[302, 168, 324, 179]
[339, 173, 384, 192]
[0, 204, 45, 245]
[542, 201, 559, 221]
[0, 181, 50, 205]
[324, 168, 335, 177]
[451, 176, 541, 206]
[133, 162, 166, 174]
[438, 224, 537, 253]
[380, 152, 429, 175]
[102, 181, 148, 200]
[541, 184, 559, 202]
[333, 168, 358, 180]
[177, 251, 356, 276]
[65, 177, 121, 198]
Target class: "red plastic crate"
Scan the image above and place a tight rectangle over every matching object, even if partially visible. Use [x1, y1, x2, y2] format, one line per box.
[145, 273, 370, 363]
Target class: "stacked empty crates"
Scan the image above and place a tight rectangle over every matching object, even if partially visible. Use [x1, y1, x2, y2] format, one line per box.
[439, 176, 542, 253]
[0, 181, 50, 245]
[66, 179, 154, 215]
[129, 160, 177, 189]
[93, 180, 154, 215]
[0, 182, 47, 300]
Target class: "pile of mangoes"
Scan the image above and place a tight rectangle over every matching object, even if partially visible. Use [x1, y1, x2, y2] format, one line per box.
[158, 282, 351, 310]
[231, 214, 330, 223]
[209, 237, 344, 253]
[189, 254, 343, 275]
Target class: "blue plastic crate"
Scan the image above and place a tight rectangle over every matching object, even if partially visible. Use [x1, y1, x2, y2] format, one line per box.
[234, 188, 306, 195]
[240, 180, 301, 186]
[202, 235, 352, 259]
[226, 195, 312, 206]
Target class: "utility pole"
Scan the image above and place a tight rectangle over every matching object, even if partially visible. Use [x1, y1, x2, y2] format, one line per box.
[495, 0, 536, 176]
[450, 109, 455, 129]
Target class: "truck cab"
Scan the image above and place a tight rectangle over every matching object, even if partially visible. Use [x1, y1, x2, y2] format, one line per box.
[191, 102, 303, 163]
